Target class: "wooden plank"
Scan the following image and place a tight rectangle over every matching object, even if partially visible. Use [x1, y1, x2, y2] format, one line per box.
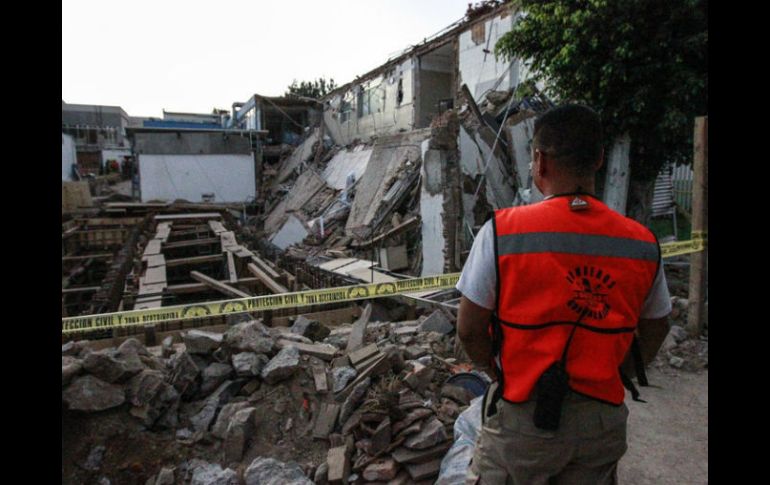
[336, 353, 388, 398]
[313, 403, 340, 439]
[76, 217, 144, 227]
[141, 266, 167, 285]
[143, 254, 166, 268]
[687, 116, 708, 338]
[247, 263, 289, 294]
[61, 286, 100, 294]
[251, 255, 281, 279]
[134, 297, 163, 310]
[154, 212, 221, 221]
[166, 254, 222, 267]
[313, 365, 329, 393]
[276, 339, 338, 361]
[348, 343, 379, 367]
[226, 251, 238, 283]
[165, 277, 260, 294]
[143, 239, 162, 256]
[190, 271, 251, 298]
[208, 220, 227, 234]
[138, 282, 167, 296]
[62, 253, 113, 261]
[219, 231, 238, 249]
[162, 237, 219, 249]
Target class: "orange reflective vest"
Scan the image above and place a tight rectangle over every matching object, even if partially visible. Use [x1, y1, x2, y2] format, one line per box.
[492, 193, 660, 405]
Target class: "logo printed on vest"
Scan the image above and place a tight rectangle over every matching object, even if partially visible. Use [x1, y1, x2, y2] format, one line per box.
[566, 266, 615, 319]
[569, 196, 589, 211]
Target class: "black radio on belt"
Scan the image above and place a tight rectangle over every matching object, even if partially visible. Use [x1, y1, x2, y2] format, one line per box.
[533, 318, 581, 431]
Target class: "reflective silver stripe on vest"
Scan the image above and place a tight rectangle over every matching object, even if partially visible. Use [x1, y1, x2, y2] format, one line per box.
[497, 232, 659, 261]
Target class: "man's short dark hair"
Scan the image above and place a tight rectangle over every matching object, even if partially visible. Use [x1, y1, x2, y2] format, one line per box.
[533, 104, 603, 178]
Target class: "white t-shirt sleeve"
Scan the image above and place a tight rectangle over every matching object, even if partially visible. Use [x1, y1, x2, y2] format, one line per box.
[456, 219, 497, 310]
[639, 260, 673, 319]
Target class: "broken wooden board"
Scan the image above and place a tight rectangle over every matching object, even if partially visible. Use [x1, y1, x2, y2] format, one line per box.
[348, 343, 380, 368]
[142, 254, 166, 268]
[313, 364, 329, 393]
[327, 445, 350, 485]
[141, 266, 167, 286]
[162, 237, 219, 249]
[250, 255, 281, 279]
[276, 340, 338, 361]
[225, 251, 238, 283]
[336, 353, 389, 399]
[208, 220, 227, 234]
[190, 271, 250, 298]
[345, 303, 372, 353]
[154, 212, 221, 221]
[165, 254, 222, 267]
[313, 403, 340, 440]
[247, 263, 289, 294]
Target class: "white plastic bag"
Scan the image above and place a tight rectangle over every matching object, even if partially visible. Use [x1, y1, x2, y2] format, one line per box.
[435, 395, 483, 484]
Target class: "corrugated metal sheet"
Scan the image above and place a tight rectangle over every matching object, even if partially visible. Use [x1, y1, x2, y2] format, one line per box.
[672, 164, 694, 213]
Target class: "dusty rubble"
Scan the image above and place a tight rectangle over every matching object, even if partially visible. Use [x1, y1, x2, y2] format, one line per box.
[62, 306, 482, 484]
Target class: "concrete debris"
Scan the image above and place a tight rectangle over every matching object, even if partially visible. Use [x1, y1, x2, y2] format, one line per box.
[224, 407, 256, 463]
[154, 467, 175, 485]
[669, 325, 689, 344]
[231, 352, 268, 378]
[440, 384, 474, 406]
[418, 311, 454, 335]
[244, 456, 313, 485]
[669, 356, 685, 368]
[261, 346, 301, 384]
[161, 336, 175, 358]
[190, 380, 244, 432]
[169, 351, 202, 399]
[332, 367, 358, 393]
[291, 315, 332, 342]
[83, 348, 144, 383]
[63, 375, 125, 412]
[183, 330, 224, 355]
[81, 444, 106, 471]
[339, 377, 371, 426]
[190, 462, 238, 485]
[201, 363, 234, 395]
[404, 417, 449, 450]
[212, 401, 251, 439]
[62, 356, 83, 387]
[118, 337, 152, 357]
[363, 458, 399, 481]
[224, 320, 275, 354]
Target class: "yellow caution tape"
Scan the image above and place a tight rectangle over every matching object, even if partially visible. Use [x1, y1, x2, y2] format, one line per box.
[62, 273, 462, 335]
[62, 232, 709, 335]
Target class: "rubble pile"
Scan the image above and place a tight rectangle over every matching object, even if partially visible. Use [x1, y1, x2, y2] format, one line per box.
[63, 306, 485, 484]
[652, 296, 708, 372]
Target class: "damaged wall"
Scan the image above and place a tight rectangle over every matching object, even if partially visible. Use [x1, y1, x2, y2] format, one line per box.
[505, 114, 543, 204]
[345, 130, 429, 240]
[62, 133, 77, 181]
[458, 9, 521, 103]
[321, 145, 373, 190]
[323, 58, 415, 146]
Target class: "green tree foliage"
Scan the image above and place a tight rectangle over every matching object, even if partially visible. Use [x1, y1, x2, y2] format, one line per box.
[495, 0, 707, 188]
[285, 77, 338, 99]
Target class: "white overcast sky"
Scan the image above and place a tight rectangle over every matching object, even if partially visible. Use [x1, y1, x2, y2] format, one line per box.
[62, 0, 473, 118]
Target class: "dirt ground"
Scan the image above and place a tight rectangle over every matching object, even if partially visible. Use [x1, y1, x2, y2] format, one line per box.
[619, 365, 708, 484]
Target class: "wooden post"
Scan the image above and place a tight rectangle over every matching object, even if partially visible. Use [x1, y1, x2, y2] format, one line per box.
[687, 116, 708, 337]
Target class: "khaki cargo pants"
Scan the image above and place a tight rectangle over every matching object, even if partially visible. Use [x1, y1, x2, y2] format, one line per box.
[467, 382, 629, 485]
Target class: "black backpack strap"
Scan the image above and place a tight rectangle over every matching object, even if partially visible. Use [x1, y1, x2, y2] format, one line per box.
[631, 335, 649, 387]
[620, 368, 647, 403]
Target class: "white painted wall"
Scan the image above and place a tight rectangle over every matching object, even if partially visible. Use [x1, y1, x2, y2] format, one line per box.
[62, 133, 77, 181]
[139, 154, 255, 202]
[324, 58, 415, 146]
[458, 12, 519, 102]
[270, 215, 309, 250]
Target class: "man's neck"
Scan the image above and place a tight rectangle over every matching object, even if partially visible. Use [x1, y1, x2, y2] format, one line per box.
[540, 180, 596, 199]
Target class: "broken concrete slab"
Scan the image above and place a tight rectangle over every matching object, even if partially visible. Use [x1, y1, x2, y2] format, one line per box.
[83, 348, 144, 383]
[269, 215, 310, 251]
[348, 343, 379, 368]
[190, 380, 244, 432]
[404, 417, 449, 450]
[392, 408, 433, 435]
[368, 417, 392, 457]
[275, 129, 320, 184]
[339, 377, 371, 426]
[190, 462, 238, 485]
[322, 145, 373, 190]
[212, 401, 251, 439]
[63, 375, 125, 412]
[291, 316, 331, 342]
[231, 352, 268, 378]
[224, 320, 274, 354]
[62, 356, 83, 387]
[224, 407, 256, 463]
[313, 364, 329, 393]
[201, 363, 234, 395]
[261, 346, 301, 384]
[182, 330, 224, 355]
[168, 351, 201, 399]
[418, 311, 454, 334]
[244, 456, 313, 485]
[440, 384, 474, 406]
[346, 304, 372, 353]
